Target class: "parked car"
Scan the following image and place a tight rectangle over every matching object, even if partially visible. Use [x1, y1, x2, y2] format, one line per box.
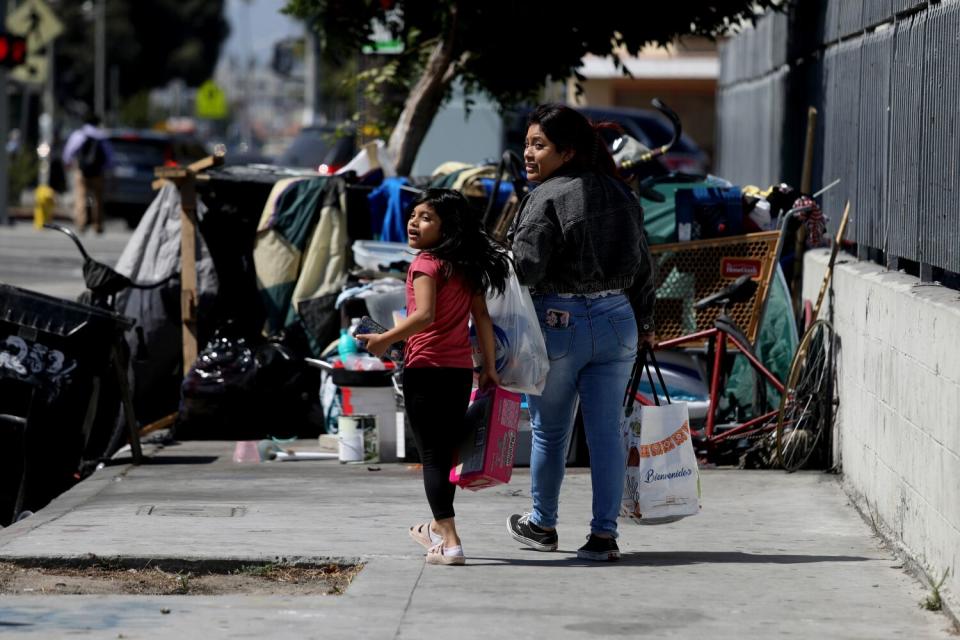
[504, 105, 710, 179]
[102, 130, 209, 227]
[276, 125, 357, 175]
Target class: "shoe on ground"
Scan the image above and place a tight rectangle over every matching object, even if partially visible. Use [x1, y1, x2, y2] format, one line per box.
[507, 513, 558, 551]
[577, 534, 620, 562]
[409, 521, 443, 549]
[425, 542, 465, 566]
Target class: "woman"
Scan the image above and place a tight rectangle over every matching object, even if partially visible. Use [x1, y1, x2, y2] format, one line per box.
[506, 104, 656, 561]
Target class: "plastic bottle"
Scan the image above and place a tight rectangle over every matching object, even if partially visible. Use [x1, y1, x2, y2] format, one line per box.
[338, 327, 358, 366]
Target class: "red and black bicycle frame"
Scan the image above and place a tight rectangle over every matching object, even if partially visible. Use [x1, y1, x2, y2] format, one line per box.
[634, 328, 785, 446]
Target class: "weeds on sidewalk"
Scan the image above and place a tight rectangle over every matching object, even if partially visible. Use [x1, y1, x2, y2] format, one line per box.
[920, 569, 949, 612]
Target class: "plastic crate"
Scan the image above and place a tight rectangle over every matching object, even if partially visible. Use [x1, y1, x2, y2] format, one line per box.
[650, 231, 779, 345]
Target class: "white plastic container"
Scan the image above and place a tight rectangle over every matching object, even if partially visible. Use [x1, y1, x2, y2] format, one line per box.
[351, 240, 413, 271]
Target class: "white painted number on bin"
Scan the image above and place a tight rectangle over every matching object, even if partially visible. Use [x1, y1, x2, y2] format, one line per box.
[1, 336, 77, 386]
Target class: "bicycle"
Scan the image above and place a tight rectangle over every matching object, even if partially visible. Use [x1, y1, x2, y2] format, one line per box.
[775, 202, 849, 471]
[633, 202, 845, 471]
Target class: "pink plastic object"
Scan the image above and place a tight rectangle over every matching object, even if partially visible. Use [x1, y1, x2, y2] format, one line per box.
[449, 386, 521, 491]
[233, 440, 261, 463]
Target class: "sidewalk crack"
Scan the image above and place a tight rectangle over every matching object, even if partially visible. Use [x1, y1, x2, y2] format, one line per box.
[393, 559, 426, 639]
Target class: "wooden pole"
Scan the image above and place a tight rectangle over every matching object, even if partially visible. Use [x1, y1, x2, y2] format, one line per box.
[800, 107, 817, 194]
[792, 107, 819, 323]
[179, 175, 198, 375]
[813, 201, 851, 321]
[154, 154, 222, 376]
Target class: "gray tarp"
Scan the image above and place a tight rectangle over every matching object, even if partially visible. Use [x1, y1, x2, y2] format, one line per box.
[114, 183, 219, 425]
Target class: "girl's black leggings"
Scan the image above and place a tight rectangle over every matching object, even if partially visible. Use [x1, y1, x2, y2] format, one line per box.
[402, 367, 473, 521]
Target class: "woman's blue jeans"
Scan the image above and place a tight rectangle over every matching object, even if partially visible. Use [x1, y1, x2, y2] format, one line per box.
[527, 292, 637, 537]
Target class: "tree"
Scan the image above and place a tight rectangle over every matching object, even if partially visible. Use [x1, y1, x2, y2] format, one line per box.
[52, 0, 229, 119]
[285, 0, 782, 175]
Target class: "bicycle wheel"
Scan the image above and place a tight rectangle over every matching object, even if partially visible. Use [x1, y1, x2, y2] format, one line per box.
[776, 319, 836, 472]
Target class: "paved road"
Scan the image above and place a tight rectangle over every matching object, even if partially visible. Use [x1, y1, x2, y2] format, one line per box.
[0, 218, 132, 300]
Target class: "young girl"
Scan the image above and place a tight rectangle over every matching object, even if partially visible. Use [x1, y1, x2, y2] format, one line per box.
[357, 188, 509, 566]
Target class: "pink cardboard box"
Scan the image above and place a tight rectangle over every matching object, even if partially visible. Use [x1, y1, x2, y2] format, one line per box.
[449, 386, 521, 491]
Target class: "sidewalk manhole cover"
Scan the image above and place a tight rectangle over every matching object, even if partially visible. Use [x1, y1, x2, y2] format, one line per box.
[0, 558, 362, 596]
[136, 505, 246, 518]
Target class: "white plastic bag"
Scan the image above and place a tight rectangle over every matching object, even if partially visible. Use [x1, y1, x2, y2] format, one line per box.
[621, 347, 701, 525]
[470, 263, 549, 396]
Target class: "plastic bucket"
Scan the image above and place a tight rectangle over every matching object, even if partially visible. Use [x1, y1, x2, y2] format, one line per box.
[338, 414, 378, 463]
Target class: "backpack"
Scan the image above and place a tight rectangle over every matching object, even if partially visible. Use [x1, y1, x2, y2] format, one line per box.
[78, 136, 107, 178]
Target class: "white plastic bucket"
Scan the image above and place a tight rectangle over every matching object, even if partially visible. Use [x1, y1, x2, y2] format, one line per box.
[338, 415, 378, 463]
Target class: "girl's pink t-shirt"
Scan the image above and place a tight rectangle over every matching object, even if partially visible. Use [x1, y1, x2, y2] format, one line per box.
[404, 252, 474, 369]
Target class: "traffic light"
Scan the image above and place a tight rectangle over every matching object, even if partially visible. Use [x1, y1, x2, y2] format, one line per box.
[0, 33, 27, 68]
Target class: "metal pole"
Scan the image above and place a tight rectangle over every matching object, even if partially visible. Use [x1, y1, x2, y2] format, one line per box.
[109, 64, 119, 126]
[94, 0, 105, 119]
[38, 42, 54, 187]
[0, 0, 9, 226]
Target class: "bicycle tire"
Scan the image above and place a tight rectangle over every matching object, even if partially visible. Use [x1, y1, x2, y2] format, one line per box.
[776, 319, 836, 472]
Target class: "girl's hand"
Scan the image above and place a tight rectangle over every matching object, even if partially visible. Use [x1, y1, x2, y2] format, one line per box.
[356, 333, 388, 357]
[638, 331, 657, 348]
[478, 367, 501, 389]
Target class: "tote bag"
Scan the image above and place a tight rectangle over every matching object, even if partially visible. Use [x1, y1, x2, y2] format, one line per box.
[621, 346, 701, 525]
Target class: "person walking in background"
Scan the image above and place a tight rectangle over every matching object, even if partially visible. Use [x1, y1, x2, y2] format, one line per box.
[507, 104, 656, 562]
[357, 189, 510, 566]
[62, 114, 112, 234]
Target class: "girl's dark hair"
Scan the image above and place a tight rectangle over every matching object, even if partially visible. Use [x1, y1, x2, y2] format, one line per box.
[527, 103, 622, 178]
[412, 188, 510, 296]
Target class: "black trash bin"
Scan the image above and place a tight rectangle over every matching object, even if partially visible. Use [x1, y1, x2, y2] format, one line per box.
[0, 284, 133, 526]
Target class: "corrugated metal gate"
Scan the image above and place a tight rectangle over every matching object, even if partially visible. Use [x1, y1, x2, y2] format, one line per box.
[717, 0, 959, 274]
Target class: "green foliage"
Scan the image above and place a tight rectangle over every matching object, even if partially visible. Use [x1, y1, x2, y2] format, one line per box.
[118, 91, 153, 129]
[285, 0, 784, 111]
[920, 569, 949, 612]
[53, 0, 229, 119]
[8, 151, 38, 205]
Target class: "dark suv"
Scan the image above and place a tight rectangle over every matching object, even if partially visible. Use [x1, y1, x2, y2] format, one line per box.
[102, 130, 208, 227]
[505, 106, 709, 178]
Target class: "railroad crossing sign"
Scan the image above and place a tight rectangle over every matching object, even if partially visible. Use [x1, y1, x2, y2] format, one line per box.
[6, 0, 64, 85]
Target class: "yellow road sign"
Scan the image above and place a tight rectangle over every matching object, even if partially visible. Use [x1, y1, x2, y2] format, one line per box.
[195, 80, 228, 120]
[6, 0, 65, 86]
[6, 0, 64, 47]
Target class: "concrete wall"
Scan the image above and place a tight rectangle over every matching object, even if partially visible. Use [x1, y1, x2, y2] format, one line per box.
[803, 250, 960, 613]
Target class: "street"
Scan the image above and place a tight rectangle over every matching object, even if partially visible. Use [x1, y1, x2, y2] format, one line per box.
[0, 218, 131, 299]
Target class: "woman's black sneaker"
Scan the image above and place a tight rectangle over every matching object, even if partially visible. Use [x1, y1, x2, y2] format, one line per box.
[507, 513, 558, 551]
[577, 534, 620, 561]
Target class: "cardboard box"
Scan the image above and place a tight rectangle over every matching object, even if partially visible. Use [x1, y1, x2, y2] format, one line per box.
[449, 386, 521, 490]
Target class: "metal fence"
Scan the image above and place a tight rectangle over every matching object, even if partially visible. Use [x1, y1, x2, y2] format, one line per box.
[717, 0, 960, 274]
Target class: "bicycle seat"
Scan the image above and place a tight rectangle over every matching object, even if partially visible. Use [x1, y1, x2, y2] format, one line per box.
[694, 275, 758, 310]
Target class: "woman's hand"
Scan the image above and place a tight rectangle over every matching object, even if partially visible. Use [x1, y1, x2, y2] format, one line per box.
[356, 333, 388, 357]
[638, 331, 657, 348]
[478, 367, 501, 389]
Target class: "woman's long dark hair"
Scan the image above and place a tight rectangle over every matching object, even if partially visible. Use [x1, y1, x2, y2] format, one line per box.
[528, 103, 622, 178]
[413, 189, 510, 296]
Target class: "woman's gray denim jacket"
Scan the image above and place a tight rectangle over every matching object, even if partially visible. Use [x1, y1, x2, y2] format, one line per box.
[509, 167, 656, 332]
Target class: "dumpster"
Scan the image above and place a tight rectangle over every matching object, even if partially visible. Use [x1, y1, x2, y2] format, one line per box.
[0, 284, 134, 525]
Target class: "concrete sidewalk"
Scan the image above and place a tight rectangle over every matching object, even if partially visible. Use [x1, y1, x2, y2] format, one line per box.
[0, 440, 954, 639]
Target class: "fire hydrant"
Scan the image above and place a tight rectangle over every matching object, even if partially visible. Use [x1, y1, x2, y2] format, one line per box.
[33, 184, 55, 229]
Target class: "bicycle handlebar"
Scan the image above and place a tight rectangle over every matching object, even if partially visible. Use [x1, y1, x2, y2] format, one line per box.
[43, 223, 177, 291]
[618, 98, 683, 170]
